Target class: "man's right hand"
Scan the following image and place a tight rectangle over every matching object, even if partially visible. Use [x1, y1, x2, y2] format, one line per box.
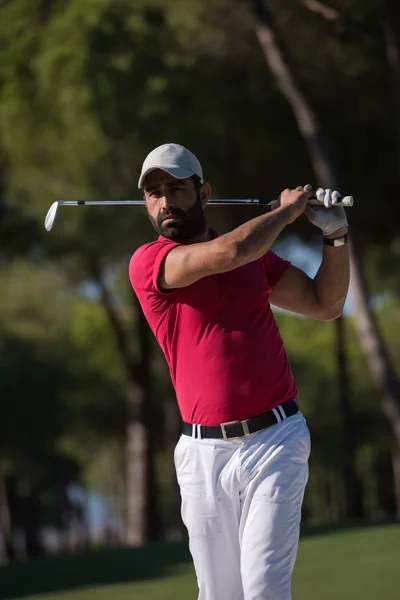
[279, 187, 313, 223]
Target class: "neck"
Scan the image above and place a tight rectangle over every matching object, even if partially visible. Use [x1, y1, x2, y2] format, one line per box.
[183, 228, 213, 244]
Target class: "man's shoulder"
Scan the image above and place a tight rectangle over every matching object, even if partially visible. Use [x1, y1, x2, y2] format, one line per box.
[133, 236, 177, 252]
[130, 237, 177, 264]
[129, 237, 180, 292]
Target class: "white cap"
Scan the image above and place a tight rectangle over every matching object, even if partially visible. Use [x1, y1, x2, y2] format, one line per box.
[138, 143, 204, 188]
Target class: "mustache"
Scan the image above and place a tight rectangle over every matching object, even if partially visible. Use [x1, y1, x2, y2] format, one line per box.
[158, 208, 186, 224]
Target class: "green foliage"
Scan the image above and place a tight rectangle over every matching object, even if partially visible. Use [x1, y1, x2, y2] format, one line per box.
[0, 261, 127, 528]
[0, 0, 399, 539]
[0, 0, 313, 246]
[276, 310, 395, 520]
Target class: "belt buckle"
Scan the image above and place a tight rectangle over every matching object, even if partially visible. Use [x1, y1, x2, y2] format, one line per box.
[220, 419, 250, 440]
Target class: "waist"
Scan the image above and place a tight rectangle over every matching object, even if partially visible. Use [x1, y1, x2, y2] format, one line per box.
[182, 398, 299, 440]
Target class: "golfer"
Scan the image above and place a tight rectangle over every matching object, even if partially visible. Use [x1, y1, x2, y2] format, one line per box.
[129, 143, 349, 600]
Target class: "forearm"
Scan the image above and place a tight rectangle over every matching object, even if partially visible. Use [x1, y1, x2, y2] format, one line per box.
[222, 205, 294, 268]
[313, 228, 350, 317]
[160, 188, 309, 290]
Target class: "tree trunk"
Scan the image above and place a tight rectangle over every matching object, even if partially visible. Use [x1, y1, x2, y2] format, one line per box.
[135, 305, 161, 543]
[250, 0, 362, 519]
[349, 253, 400, 440]
[125, 384, 148, 545]
[124, 304, 160, 545]
[0, 470, 15, 563]
[24, 490, 43, 559]
[164, 396, 186, 541]
[335, 318, 363, 518]
[384, 0, 400, 515]
[91, 261, 160, 545]
[392, 447, 400, 518]
[384, 0, 400, 174]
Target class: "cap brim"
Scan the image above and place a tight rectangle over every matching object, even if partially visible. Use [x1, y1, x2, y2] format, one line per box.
[138, 166, 196, 189]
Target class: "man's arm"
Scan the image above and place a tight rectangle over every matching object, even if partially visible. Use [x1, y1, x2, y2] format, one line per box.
[270, 227, 349, 321]
[159, 188, 311, 290]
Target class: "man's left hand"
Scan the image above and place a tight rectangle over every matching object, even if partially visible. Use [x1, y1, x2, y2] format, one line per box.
[303, 186, 348, 236]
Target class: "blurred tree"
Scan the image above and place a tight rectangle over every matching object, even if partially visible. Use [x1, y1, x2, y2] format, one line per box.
[249, 0, 400, 516]
[0, 260, 139, 557]
[383, 0, 400, 514]
[0, 471, 14, 563]
[250, 0, 362, 518]
[277, 310, 396, 521]
[0, 0, 315, 543]
[0, 0, 168, 545]
[384, 0, 400, 174]
[0, 151, 43, 562]
[0, 263, 79, 557]
[1, 0, 400, 540]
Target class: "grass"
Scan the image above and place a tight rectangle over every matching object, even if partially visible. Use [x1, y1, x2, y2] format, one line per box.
[1, 522, 399, 600]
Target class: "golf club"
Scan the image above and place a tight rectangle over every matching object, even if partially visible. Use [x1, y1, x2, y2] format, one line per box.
[44, 195, 354, 232]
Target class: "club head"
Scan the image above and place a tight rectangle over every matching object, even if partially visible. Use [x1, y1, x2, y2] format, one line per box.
[45, 202, 59, 231]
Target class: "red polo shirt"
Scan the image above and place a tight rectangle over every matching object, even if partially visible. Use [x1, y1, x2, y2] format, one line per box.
[129, 235, 297, 426]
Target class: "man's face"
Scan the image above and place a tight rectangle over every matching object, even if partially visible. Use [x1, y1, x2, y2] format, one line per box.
[143, 170, 207, 242]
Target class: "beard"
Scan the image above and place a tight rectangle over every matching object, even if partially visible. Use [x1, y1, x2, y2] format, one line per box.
[148, 196, 207, 242]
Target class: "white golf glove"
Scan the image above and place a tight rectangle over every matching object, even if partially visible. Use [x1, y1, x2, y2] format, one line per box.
[304, 186, 348, 236]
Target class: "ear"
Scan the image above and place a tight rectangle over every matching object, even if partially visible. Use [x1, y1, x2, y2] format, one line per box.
[200, 183, 211, 209]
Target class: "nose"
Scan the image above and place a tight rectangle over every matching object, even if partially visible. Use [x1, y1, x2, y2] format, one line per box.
[160, 194, 174, 212]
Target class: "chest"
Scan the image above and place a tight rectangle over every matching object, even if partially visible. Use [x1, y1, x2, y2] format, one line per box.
[176, 260, 271, 319]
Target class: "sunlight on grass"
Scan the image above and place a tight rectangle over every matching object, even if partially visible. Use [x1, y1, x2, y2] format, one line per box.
[7, 524, 400, 600]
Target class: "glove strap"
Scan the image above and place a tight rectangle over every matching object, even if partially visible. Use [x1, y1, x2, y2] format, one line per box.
[324, 233, 348, 247]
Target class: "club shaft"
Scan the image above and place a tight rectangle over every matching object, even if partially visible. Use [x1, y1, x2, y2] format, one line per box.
[56, 198, 352, 206]
[58, 199, 269, 206]
[45, 195, 354, 230]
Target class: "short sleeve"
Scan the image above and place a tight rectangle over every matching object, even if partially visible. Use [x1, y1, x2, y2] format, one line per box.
[263, 250, 291, 289]
[129, 239, 180, 295]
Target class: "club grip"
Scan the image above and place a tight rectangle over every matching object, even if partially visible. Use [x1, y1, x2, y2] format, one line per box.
[260, 195, 354, 207]
[308, 195, 354, 207]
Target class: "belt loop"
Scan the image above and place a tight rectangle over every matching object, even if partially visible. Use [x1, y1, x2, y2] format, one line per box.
[197, 424, 202, 440]
[271, 407, 282, 423]
[192, 423, 196, 438]
[277, 404, 287, 420]
[242, 420, 250, 436]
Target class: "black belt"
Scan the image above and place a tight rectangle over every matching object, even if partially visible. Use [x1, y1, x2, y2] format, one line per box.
[182, 399, 299, 440]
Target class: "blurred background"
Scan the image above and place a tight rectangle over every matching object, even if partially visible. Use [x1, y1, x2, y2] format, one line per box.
[0, 0, 400, 598]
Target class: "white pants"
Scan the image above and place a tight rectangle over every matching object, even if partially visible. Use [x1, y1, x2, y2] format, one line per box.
[174, 411, 311, 600]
